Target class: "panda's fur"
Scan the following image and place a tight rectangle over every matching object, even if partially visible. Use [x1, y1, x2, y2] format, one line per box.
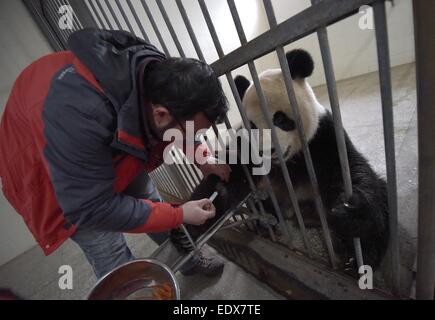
[171, 49, 389, 273]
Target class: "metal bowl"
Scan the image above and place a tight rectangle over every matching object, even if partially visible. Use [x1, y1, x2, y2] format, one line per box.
[87, 259, 180, 300]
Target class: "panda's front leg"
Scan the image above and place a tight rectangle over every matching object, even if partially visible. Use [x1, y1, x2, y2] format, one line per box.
[328, 190, 370, 239]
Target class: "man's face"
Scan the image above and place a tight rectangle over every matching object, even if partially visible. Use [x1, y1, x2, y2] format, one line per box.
[151, 104, 212, 140]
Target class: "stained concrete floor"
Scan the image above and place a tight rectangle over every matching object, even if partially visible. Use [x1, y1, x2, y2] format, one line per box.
[0, 63, 417, 300]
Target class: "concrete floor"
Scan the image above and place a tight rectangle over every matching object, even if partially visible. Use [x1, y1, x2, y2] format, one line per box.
[0, 63, 417, 300]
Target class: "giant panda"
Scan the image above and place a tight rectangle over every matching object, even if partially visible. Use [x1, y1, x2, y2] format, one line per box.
[171, 49, 389, 273]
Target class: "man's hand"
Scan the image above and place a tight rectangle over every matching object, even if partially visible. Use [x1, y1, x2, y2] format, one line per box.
[198, 157, 231, 182]
[181, 199, 216, 225]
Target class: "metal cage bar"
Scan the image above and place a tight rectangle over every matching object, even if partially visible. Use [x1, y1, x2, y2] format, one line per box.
[211, 0, 378, 77]
[103, 0, 122, 30]
[373, 0, 400, 295]
[114, 0, 136, 34]
[197, 0, 293, 247]
[139, 0, 170, 56]
[156, 0, 185, 57]
[413, 0, 435, 301]
[86, 0, 106, 28]
[125, 0, 150, 42]
[45, 0, 69, 44]
[227, 0, 320, 258]
[259, 0, 339, 266]
[94, 0, 116, 29]
[308, 0, 365, 271]
[175, 0, 205, 61]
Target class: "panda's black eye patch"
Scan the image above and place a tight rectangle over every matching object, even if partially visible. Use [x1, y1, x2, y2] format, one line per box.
[273, 111, 295, 132]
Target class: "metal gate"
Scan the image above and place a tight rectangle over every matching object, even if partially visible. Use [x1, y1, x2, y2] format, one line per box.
[24, 0, 435, 300]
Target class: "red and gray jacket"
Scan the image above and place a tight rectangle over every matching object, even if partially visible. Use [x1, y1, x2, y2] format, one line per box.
[0, 29, 204, 255]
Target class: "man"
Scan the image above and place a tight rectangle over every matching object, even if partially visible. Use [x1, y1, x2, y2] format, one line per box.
[0, 29, 231, 279]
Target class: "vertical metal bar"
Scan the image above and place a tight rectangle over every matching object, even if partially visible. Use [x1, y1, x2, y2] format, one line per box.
[86, 0, 106, 28]
[60, 0, 82, 30]
[168, 164, 190, 199]
[159, 166, 175, 195]
[152, 168, 164, 192]
[227, 0, 317, 256]
[114, 0, 135, 34]
[175, 0, 274, 240]
[248, 198, 276, 241]
[202, 135, 215, 155]
[70, 0, 97, 29]
[170, 150, 194, 194]
[309, 0, 361, 268]
[181, 224, 198, 249]
[413, 0, 435, 300]
[175, 0, 231, 159]
[172, 150, 195, 193]
[157, 168, 170, 194]
[140, 0, 170, 56]
[150, 171, 162, 193]
[155, 0, 185, 57]
[156, 169, 168, 194]
[125, 0, 150, 42]
[156, 167, 170, 195]
[23, 0, 65, 51]
[181, 154, 201, 187]
[198, 0, 293, 247]
[104, 0, 123, 30]
[176, 0, 205, 61]
[163, 165, 182, 199]
[56, 0, 75, 32]
[95, 0, 116, 29]
[162, 166, 180, 196]
[45, 0, 68, 44]
[373, 0, 400, 295]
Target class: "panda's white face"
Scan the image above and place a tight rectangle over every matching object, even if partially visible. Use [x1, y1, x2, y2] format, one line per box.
[242, 69, 326, 162]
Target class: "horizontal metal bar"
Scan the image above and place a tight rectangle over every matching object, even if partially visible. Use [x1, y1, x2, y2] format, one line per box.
[211, 0, 378, 76]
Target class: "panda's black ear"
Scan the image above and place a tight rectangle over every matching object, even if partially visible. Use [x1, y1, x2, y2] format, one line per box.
[286, 49, 314, 79]
[234, 75, 251, 100]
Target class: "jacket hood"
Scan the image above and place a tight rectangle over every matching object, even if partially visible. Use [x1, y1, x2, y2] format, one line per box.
[67, 29, 166, 157]
[68, 28, 166, 109]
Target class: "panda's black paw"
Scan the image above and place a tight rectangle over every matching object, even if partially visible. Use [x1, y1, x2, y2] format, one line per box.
[343, 257, 359, 278]
[329, 192, 367, 238]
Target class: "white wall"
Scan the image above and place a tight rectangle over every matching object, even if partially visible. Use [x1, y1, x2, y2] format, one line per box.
[0, 0, 53, 266]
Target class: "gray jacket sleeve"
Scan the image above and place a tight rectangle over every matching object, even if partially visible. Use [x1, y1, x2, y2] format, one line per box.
[42, 84, 151, 231]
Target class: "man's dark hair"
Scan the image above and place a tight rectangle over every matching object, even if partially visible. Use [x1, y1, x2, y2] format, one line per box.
[143, 57, 228, 123]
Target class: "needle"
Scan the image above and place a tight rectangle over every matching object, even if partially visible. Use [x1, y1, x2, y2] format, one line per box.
[209, 191, 218, 202]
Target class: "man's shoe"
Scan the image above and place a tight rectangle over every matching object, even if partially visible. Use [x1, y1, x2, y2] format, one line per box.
[181, 253, 225, 277]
